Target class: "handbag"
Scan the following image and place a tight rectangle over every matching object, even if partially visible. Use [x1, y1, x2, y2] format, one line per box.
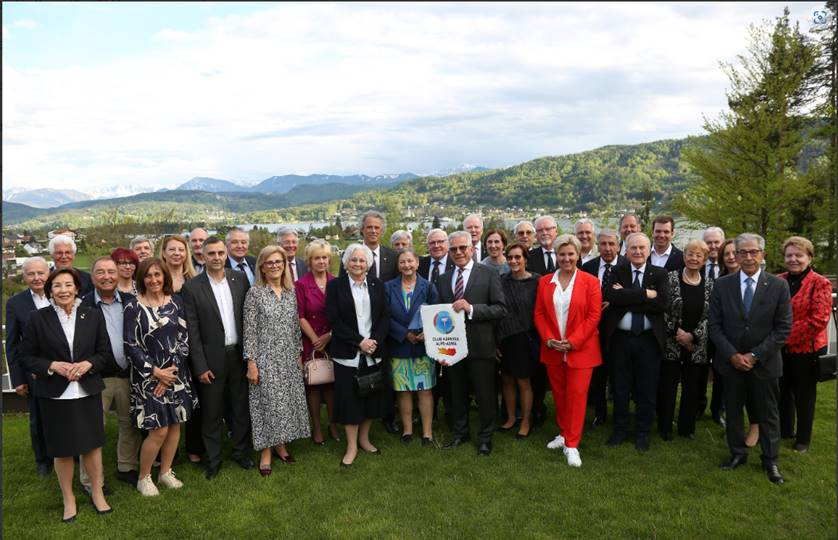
[815, 304, 838, 383]
[304, 351, 335, 385]
[354, 356, 386, 397]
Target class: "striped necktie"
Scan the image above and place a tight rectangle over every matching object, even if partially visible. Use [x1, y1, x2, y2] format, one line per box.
[454, 268, 464, 300]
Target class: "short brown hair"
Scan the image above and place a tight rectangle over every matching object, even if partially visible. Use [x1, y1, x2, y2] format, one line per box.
[45, 268, 82, 299]
[135, 257, 174, 296]
[652, 215, 675, 229]
[483, 228, 508, 247]
[504, 242, 529, 260]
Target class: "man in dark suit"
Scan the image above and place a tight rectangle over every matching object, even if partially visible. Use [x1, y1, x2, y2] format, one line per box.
[190, 227, 208, 274]
[575, 218, 598, 267]
[709, 233, 792, 484]
[581, 230, 626, 427]
[224, 227, 257, 285]
[698, 226, 726, 425]
[48, 234, 93, 295]
[438, 231, 507, 456]
[5, 257, 52, 475]
[418, 228, 455, 285]
[618, 213, 642, 256]
[463, 214, 487, 262]
[647, 215, 685, 271]
[602, 232, 669, 452]
[182, 236, 253, 479]
[278, 226, 309, 282]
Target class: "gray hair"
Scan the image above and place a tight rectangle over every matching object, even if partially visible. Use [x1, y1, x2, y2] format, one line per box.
[703, 226, 725, 241]
[129, 235, 154, 252]
[575, 218, 595, 232]
[553, 234, 582, 255]
[226, 227, 249, 242]
[276, 226, 299, 242]
[48, 234, 77, 254]
[359, 210, 386, 230]
[597, 229, 619, 243]
[514, 221, 535, 234]
[426, 228, 448, 244]
[463, 213, 483, 227]
[534, 215, 557, 229]
[734, 233, 765, 251]
[390, 230, 412, 246]
[448, 230, 471, 245]
[625, 232, 651, 248]
[341, 243, 374, 269]
[22, 256, 49, 272]
[619, 213, 641, 228]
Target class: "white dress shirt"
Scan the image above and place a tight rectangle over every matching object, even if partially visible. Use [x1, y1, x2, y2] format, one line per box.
[617, 264, 653, 332]
[228, 256, 255, 285]
[597, 258, 618, 284]
[370, 245, 381, 279]
[581, 249, 598, 265]
[704, 260, 719, 280]
[451, 260, 476, 319]
[333, 277, 379, 368]
[551, 270, 577, 363]
[209, 274, 239, 346]
[31, 289, 50, 309]
[427, 255, 449, 281]
[740, 269, 762, 300]
[543, 249, 556, 270]
[650, 244, 673, 268]
[51, 299, 90, 400]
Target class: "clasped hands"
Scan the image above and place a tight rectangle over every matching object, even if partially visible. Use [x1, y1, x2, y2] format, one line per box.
[152, 365, 179, 397]
[406, 331, 425, 344]
[50, 360, 93, 382]
[359, 338, 378, 356]
[675, 328, 695, 352]
[730, 352, 756, 371]
[310, 332, 332, 352]
[546, 339, 573, 353]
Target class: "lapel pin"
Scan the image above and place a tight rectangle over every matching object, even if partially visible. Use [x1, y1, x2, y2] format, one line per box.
[80, 313, 86, 320]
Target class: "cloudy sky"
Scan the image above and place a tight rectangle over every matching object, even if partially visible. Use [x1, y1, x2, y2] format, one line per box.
[2, 2, 825, 193]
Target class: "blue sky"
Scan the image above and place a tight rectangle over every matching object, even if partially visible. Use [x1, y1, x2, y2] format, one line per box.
[2, 2, 826, 194]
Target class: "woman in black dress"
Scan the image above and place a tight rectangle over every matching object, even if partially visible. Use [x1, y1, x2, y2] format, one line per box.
[20, 268, 114, 523]
[496, 243, 541, 438]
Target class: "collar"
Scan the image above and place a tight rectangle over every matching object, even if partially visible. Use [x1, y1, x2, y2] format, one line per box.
[600, 257, 617, 268]
[455, 259, 475, 273]
[228, 256, 248, 268]
[94, 289, 123, 305]
[367, 244, 380, 257]
[50, 297, 82, 314]
[653, 243, 673, 257]
[740, 268, 761, 285]
[630, 263, 648, 273]
[550, 268, 577, 284]
[30, 289, 47, 301]
[349, 276, 368, 289]
[432, 254, 447, 265]
[541, 244, 554, 254]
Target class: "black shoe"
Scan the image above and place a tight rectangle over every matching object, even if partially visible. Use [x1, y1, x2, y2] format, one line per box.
[659, 431, 673, 442]
[81, 483, 111, 497]
[116, 469, 139, 485]
[606, 432, 626, 447]
[339, 459, 352, 469]
[90, 498, 113, 515]
[477, 442, 492, 456]
[635, 435, 650, 452]
[233, 456, 255, 470]
[382, 419, 400, 435]
[205, 463, 221, 480]
[720, 455, 748, 470]
[442, 436, 470, 449]
[362, 447, 382, 455]
[421, 436, 433, 447]
[36, 462, 52, 476]
[532, 412, 546, 428]
[62, 513, 77, 524]
[515, 431, 530, 440]
[712, 412, 726, 429]
[591, 415, 606, 428]
[793, 443, 809, 453]
[763, 463, 784, 484]
[400, 434, 413, 444]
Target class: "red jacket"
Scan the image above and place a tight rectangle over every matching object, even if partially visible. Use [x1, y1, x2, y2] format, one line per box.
[533, 270, 602, 368]
[779, 270, 833, 353]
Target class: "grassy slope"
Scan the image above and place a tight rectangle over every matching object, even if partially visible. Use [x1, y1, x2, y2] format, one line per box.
[2, 386, 835, 539]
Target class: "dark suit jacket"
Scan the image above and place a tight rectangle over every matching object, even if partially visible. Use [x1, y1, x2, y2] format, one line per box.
[326, 276, 390, 360]
[384, 275, 439, 358]
[5, 290, 41, 387]
[436, 262, 507, 358]
[19, 305, 113, 398]
[418, 255, 455, 285]
[581, 255, 628, 280]
[648, 245, 685, 272]
[81, 289, 135, 377]
[225, 255, 257, 271]
[602, 263, 669, 352]
[339, 245, 399, 282]
[526, 246, 554, 276]
[181, 269, 250, 376]
[708, 271, 792, 379]
[291, 257, 309, 281]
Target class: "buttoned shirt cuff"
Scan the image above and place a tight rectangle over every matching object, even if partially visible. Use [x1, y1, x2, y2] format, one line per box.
[467, 305, 474, 319]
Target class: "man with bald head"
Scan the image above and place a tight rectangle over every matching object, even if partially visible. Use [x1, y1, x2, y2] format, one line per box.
[618, 214, 641, 256]
[463, 214, 486, 262]
[190, 227, 208, 273]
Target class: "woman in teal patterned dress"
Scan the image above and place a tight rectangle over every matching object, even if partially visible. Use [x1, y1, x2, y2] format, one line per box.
[384, 248, 439, 445]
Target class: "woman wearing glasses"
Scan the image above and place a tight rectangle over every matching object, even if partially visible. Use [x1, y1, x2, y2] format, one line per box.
[111, 247, 139, 295]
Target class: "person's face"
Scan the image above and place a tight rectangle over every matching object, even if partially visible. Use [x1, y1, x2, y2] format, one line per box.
[598, 235, 619, 263]
[576, 223, 594, 251]
[51, 273, 78, 308]
[203, 242, 228, 272]
[722, 243, 739, 273]
[23, 262, 49, 294]
[427, 232, 448, 259]
[684, 248, 707, 271]
[52, 243, 75, 269]
[262, 252, 286, 283]
[652, 221, 673, 250]
[784, 244, 812, 275]
[133, 241, 153, 261]
[485, 233, 504, 258]
[280, 234, 298, 258]
[704, 232, 723, 261]
[115, 257, 136, 280]
[347, 249, 368, 278]
[392, 237, 410, 251]
[92, 260, 118, 294]
[398, 253, 418, 277]
[362, 217, 383, 247]
[620, 216, 639, 239]
[190, 229, 208, 257]
[735, 240, 764, 276]
[627, 236, 651, 267]
[535, 219, 557, 249]
[310, 252, 330, 273]
[226, 232, 249, 260]
[557, 244, 579, 271]
[163, 240, 186, 268]
[506, 247, 526, 274]
[449, 236, 473, 268]
[143, 264, 165, 295]
[464, 217, 483, 245]
[515, 226, 535, 248]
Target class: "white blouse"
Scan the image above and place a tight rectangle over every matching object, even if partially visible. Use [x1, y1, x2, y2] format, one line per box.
[333, 277, 379, 368]
[551, 270, 577, 363]
[51, 298, 90, 400]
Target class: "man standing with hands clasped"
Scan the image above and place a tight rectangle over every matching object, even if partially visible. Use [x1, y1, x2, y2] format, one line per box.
[709, 233, 791, 484]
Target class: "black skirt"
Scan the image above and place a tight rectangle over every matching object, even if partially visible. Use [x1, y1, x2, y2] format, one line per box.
[333, 361, 386, 425]
[39, 393, 105, 457]
[499, 332, 539, 379]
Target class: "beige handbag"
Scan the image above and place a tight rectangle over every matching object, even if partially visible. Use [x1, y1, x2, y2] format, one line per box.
[304, 350, 334, 385]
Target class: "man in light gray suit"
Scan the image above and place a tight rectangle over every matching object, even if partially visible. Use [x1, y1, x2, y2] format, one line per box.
[708, 233, 791, 484]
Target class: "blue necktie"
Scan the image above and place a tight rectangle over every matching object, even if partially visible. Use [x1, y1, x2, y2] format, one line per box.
[631, 270, 644, 335]
[743, 277, 755, 316]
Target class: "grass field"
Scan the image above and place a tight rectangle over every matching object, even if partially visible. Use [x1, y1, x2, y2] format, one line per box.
[3, 386, 836, 539]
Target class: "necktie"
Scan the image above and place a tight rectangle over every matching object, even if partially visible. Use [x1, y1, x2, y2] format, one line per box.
[710, 263, 717, 280]
[431, 260, 441, 283]
[237, 262, 246, 273]
[454, 268, 464, 300]
[370, 252, 378, 279]
[290, 260, 298, 282]
[631, 269, 644, 335]
[743, 277, 755, 316]
[602, 263, 613, 291]
[546, 251, 556, 273]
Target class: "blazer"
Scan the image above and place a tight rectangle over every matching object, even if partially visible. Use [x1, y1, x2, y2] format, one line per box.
[339, 245, 399, 282]
[527, 246, 554, 276]
[81, 289, 135, 377]
[225, 255, 257, 271]
[384, 276, 439, 358]
[418, 255, 455, 285]
[436, 262, 507, 358]
[290, 257, 309, 281]
[19, 305, 113, 398]
[5, 290, 42, 387]
[708, 271, 792, 379]
[663, 270, 713, 364]
[533, 270, 602, 368]
[778, 270, 833, 353]
[648, 245, 685, 272]
[181, 269, 250, 376]
[602, 263, 670, 352]
[326, 276, 390, 360]
[580, 255, 628, 281]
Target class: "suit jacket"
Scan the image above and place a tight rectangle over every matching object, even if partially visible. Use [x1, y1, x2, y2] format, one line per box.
[339, 245, 399, 282]
[708, 271, 792, 379]
[533, 270, 602, 368]
[778, 270, 833, 353]
[181, 269, 250, 376]
[5, 290, 41, 387]
[224, 255, 257, 271]
[527, 246, 554, 276]
[602, 263, 669, 352]
[581, 255, 628, 280]
[436, 262, 507, 358]
[326, 276, 390, 360]
[290, 257, 309, 281]
[418, 255, 455, 285]
[19, 305, 113, 398]
[648, 245, 685, 272]
[81, 289, 135, 377]
[384, 275, 439, 358]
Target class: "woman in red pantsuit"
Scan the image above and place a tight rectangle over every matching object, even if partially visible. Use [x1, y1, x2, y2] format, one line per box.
[534, 234, 602, 467]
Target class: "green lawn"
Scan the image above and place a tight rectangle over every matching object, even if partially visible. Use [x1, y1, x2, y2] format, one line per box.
[3, 386, 836, 539]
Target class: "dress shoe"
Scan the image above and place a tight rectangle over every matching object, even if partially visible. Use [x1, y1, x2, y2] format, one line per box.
[259, 465, 272, 477]
[90, 498, 113, 515]
[234, 456, 255, 470]
[62, 512, 77, 524]
[36, 462, 52, 476]
[477, 442, 492, 456]
[400, 433, 414, 444]
[496, 423, 515, 432]
[205, 463, 221, 480]
[329, 427, 342, 442]
[421, 436, 434, 447]
[635, 435, 650, 452]
[278, 453, 296, 464]
[793, 443, 809, 453]
[116, 469, 140, 486]
[515, 431, 530, 440]
[590, 415, 606, 428]
[312, 437, 326, 446]
[720, 455, 748, 470]
[339, 460, 352, 469]
[659, 431, 673, 442]
[82, 483, 111, 497]
[442, 437, 470, 449]
[382, 419, 400, 435]
[763, 463, 784, 484]
[546, 434, 566, 450]
[362, 447, 381, 455]
[606, 433, 626, 447]
[532, 412, 546, 428]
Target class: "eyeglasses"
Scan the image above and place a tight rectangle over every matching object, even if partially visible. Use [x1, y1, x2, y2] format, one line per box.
[449, 245, 470, 253]
[737, 249, 762, 257]
[517, 231, 534, 235]
[263, 260, 286, 267]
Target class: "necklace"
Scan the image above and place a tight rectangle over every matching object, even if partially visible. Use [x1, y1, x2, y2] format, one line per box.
[682, 271, 701, 285]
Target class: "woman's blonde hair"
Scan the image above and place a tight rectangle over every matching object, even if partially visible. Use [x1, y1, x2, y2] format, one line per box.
[304, 239, 332, 266]
[683, 239, 709, 261]
[255, 245, 293, 290]
[782, 236, 814, 259]
[159, 235, 196, 279]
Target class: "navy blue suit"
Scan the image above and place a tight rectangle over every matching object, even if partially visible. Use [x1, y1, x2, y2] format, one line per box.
[384, 276, 439, 359]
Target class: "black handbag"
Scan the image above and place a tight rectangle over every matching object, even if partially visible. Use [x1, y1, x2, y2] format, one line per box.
[354, 356, 385, 397]
[816, 306, 838, 382]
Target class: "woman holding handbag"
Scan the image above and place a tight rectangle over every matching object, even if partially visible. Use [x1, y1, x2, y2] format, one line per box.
[243, 246, 310, 476]
[327, 243, 390, 468]
[295, 240, 340, 445]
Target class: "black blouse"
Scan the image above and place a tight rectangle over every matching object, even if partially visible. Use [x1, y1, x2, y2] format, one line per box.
[679, 278, 705, 334]
[497, 272, 541, 340]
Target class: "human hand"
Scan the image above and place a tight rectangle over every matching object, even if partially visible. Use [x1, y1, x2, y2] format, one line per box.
[601, 301, 610, 310]
[612, 283, 623, 290]
[452, 299, 471, 313]
[645, 289, 657, 299]
[153, 382, 168, 397]
[153, 365, 178, 386]
[415, 332, 424, 342]
[198, 370, 215, 384]
[359, 338, 377, 355]
[246, 361, 259, 385]
[730, 353, 752, 371]
[14, 384, 28, 397]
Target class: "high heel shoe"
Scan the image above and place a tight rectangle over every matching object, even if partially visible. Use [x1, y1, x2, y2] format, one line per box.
[62, 509, 78, 524]
[278, 452, 296, 464]
[259, 464, 272, 477]
[90, 499, 113, 515]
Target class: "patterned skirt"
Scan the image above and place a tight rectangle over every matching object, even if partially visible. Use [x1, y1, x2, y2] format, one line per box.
[390, 356, 437, 391]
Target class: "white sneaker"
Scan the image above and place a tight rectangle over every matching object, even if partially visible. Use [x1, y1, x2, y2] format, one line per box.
[564, 447, 582, 467]
[137, 474, 160, 496]
[547, 434, 566, 450]
[158, 469, 184, 489]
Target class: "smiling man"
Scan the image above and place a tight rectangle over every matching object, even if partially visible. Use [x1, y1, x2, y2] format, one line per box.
[224, 227, 256, 285]
[418, 228, 454, 285]
[648, 215, 684, 271]
[48, 234, 93, 295]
